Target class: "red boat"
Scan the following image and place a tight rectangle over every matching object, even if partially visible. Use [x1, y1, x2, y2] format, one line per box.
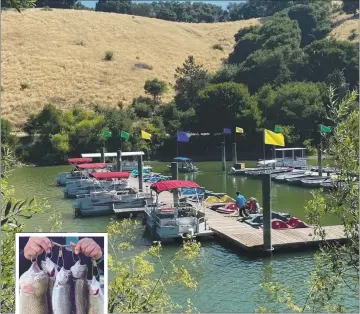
[216, 203, 237, 214]
[272, 217, 309, 229]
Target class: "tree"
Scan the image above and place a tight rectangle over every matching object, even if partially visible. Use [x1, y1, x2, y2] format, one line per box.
[96, 0, 131, 14]
[258, 89, 359, 313]
[144, 78, 168, 104]
[195, 82, 261, 133]
[174, 56, 209, 110]
[287, 2, 332, 46]
[342, 0, 359, 16]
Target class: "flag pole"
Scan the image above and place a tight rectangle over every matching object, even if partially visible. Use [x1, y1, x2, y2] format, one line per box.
[263, 129, 266, 170]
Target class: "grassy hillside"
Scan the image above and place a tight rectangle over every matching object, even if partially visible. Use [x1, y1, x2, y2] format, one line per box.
[1, 8, 358, 127]
[1, 9, 259, 126]
[330, 12, 359, 41]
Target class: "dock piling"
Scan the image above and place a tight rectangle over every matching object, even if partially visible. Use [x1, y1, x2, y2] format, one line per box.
[171, 162, 179, 205]
[117, 150, 122, 171]
[317, 143, 323, 177]
[262, 173, 273, 254]
[101, 147, 105, 163]
[221, 142, 226, 171]
[138, 155, 143, 192]
[232, 142, 237, 165]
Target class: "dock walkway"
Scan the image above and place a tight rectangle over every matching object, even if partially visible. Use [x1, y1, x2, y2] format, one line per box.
[128, 177, 347, 253]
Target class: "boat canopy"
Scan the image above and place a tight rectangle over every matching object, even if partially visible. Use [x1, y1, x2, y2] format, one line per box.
[68, 157, 93, 164]
[150, 180, 200, 194]
[174, 157, 192, 162]
[77, 163, 107, 169]
[81, 151, 145, 158]
[91, 172, 129, 180]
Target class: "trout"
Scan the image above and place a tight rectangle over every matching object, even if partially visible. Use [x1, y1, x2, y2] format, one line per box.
[70, 260, 89, 314]
[51, 267, 71, 314]
[88, 276, 104, 314]
[41, 257, 58, 314]
[19, 262, 49, 314]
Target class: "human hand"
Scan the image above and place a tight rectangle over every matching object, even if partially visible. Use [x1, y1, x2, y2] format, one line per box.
[24, 237, 52, 260]
[72, 238, 102, 260]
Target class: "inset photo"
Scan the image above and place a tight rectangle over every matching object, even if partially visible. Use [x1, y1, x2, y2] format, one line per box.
[15, 233, 107, 314]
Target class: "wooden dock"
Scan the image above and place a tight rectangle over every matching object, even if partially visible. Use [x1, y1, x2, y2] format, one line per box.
[128, 177, 348, 253]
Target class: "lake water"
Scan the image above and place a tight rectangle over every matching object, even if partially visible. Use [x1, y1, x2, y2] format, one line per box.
[8, 161, 358, 312]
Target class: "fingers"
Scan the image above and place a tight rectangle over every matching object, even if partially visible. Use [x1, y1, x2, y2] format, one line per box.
[24, 237, 51, 260]
[75, 238, 102, 259]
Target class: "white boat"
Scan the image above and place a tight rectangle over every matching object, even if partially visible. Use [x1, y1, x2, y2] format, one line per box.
[272, 170, 309, 182]
[64, 172, 131, 198]
[143, 180, 213, 241]
[73, 189, 153, 217]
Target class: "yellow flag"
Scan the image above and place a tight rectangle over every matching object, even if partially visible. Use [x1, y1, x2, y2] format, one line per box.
[236, 127, 244, 133]
[141, 130, 152, 140]
[264, 129, 285, 146]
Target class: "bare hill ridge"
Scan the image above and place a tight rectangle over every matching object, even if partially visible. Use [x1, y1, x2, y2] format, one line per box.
[1, 9, 259, 125]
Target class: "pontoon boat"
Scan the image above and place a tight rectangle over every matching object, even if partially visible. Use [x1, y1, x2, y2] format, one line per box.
[168, 157, 198, 173]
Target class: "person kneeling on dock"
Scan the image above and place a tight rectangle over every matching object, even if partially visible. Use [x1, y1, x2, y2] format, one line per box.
[246, 197, 261, 214]
[236, 192, 248, 217]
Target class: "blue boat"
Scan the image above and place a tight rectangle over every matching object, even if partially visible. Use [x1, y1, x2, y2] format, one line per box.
[168, 157, 198, 173]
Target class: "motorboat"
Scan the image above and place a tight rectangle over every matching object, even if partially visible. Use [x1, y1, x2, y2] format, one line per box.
[285, 175, 322, 186]
[272, 170, 308, 182]
[245, 167, 291, 177]
[73, 188, 153, 217]
[301, 177, 329, 188]
[64, 172, 130, 198]
[143, 180, 214, 240]
[168, 157, 198, 173]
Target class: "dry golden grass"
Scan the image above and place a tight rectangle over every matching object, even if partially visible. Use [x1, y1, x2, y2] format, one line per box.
[1, 9, 260, 126]
[330, 12, 359, 42]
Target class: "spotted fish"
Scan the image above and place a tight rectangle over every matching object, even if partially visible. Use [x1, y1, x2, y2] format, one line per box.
[51, 267, 71, 314]
[70, 260, 89, 314]
[19, 262, 49, 314]
[88, 276, 103, 314]
[41, 257, 58, 314]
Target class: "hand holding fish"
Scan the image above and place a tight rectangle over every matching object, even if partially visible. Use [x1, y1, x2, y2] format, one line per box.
[72, 238, 102, 260]
[24, 237, 52, 260]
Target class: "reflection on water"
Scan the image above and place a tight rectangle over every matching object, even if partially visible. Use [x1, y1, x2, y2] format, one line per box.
[8, 162, 358, 312]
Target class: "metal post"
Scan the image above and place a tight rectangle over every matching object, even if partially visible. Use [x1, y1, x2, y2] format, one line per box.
[138, 155, 143, 192]
[262, 173, 272, 253]
[101, 147, 105, 163]
[318, 143, 323, 177]
[116, 150, 122, 171]
[171, 162, 179, 205]
[232, 142, 237, 165]
[221, 141, 226, 171]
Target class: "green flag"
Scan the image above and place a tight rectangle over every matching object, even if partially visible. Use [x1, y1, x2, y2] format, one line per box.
[274, 125, 283, 133]
[103, 130, 112, 138]
[121, 130, 130, 139]
[320, 124, 331, 133]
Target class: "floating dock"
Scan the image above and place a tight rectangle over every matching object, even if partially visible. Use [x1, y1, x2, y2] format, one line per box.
[127, 177, 348, 254]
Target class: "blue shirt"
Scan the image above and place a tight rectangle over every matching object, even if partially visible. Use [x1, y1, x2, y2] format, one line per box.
[236, 195, 246, 208]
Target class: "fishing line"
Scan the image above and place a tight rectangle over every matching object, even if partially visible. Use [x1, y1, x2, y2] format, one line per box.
[56, 247, 64, 269]
[91, 258, 100, 281]
[31, 254, 38, 263]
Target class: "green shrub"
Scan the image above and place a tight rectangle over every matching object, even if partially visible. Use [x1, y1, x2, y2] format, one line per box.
[348, 29, 357, 40]
[212, 43, 224, 51]
[134, 63, 153, 70]
[104, 51, 114, 61]
[41, 6, 52, 11]
[133, 102, 152, 118]
[20, 82, 29, 90]
[76, 40, 86, 46]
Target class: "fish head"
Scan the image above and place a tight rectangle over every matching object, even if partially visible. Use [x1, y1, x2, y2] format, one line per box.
[20, 262, 49, 296]
[55, 267, 72, 287]
[41, 257, 58, 278]
[70, 260, 88, 279]
[89, 276, 101, 297]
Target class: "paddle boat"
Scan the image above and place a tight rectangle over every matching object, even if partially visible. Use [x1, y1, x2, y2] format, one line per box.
[143, 180, 213, 240]
[73, 186, 153, 217]
[64, 172, 130, 198]
[242, 211, 291, 227]
[168, 157, 198, 173]
[272, 217, 309, 229]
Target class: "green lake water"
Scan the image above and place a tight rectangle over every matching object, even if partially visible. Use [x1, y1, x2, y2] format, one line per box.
[8, 161, 358, 312]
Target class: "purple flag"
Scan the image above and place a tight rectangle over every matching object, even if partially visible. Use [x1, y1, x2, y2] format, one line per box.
[177, 131, 191, 143]
[223, 128, 231, 135]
